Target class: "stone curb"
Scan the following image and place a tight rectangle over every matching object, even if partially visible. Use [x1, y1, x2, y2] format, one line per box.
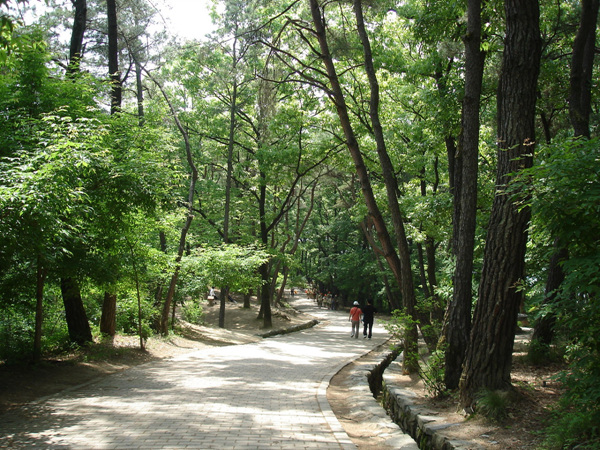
[341, 344, 420, 449]
[381, 356, 485, 450]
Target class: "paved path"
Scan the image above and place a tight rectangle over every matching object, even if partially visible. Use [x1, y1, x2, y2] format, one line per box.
[0, 298, 397, 449]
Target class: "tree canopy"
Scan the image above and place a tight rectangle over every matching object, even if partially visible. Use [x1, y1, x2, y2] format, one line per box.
[0, 0, 598, 447]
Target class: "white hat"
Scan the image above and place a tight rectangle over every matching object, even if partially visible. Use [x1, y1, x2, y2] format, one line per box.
[353, 301, 359, 306]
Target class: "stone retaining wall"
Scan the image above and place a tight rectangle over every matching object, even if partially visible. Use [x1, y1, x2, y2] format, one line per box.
[380, 357, 484, 450]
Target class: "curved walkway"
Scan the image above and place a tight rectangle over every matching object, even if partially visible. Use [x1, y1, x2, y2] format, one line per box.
[0, 297, 406, 449]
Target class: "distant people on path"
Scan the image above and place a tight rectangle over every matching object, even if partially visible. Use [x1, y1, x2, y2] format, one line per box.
[362, 299, 377, 339]
[207, 287, 216, 306]
[323, 293, 331, 310]
[349, 301, 362, 338]
[330, 295, 338, 311]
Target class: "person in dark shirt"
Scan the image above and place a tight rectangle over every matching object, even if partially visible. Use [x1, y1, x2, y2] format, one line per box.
[362, 299, 377, 339]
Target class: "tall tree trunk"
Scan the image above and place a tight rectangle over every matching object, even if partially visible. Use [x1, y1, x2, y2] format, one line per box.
[243, 291, 251, 309]
[144, 71, 198, 335]
[62, 0, 95, 349]
[417, 244, 431, 300]
[460, 0, 541, 409]
[353, 0, 419, 366]
[33, 256, 46, 362]
[98, 0, 121, 334]
[416, 237, 443, 324]
[135, 59, 145, 126]
[532, 243, 568, 345]
[129, 242, 146, 351]
[258, 262, 272, 328]
[220, 34, 238, 328]
[257, 168, 273, 328]
[274, 182, 316, 307]
[61, 277, 93, 345]
[107, 0, 121, 114]
[446, 136, 458, 213]
[308, 0, 402, 306]
[160, 211, 195, 334]
[359, 218, 399, 311]
[276, 268, 289, 306]
[425, 238, 444, 321]
[219, 286, 229, 329]
[418, 162, 444, 326]
[67, 0, 87, 75]
[569, 0, 599, 139]
[153, 231, 168, 321]
[100, 292, 117, 336]
[443, 0, 486, 390]
[309, 0, 417, 370]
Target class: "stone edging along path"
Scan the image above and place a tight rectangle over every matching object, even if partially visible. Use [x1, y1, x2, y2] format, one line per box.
[377, 354, 485, 450]
[336, 344, 419, 450]
[325, 337, 484, 450]
[272, 303, 483, 449]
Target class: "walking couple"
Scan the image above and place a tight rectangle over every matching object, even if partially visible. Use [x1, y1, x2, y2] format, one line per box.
[348, 300, 377, 339]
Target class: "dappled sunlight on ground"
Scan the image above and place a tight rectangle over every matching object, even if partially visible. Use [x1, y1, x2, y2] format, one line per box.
[0, 294, 390, 449]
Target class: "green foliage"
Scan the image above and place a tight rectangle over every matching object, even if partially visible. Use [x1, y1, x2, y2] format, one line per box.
[514, 137, 600, 447]
[545, 341, 600, 448]
[0, 292, 70, 363]
[384, 309, 419, 367]
[0, 13, 591, 443]
[115, 295, 157, 337]
[0, 305, 34, 362]
[385, 309, 446, 395]
[526, 339, 563, 366]
[299, 179, 392, 308]
[419, 349, 448, 399]
[542, 405, 600, 449]
[525, 339, 549, 366]
[415, 295, 445, 344]
[39, 291, 72, 353]
[182, 244, 270, 296]
[0, 24, 183, 356]
[180, 302, 204, 325]
[475, 389, 509, 422]
[0, 13, 15, 55]
[385, 309, 413, 351]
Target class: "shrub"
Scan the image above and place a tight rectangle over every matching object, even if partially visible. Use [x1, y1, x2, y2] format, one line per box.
[419, 349, 447, 398]
[0, 298, 71, 362]
[542, 345, 600, 449]
[384, 309, 417, 349]
[526, 338, 564, 366]
[543, 404, 600, 449]
[181, 301, 204, 325]
[385, 310, 447, 396]
[475, 389, 509, 422]
[115, 295, 158, 335]
[516, 137, 600, 447]
[0, 307, 34, 363]
[384, 309, 419, 368]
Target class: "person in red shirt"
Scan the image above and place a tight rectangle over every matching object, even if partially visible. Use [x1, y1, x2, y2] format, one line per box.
[349, 301, 362, 338]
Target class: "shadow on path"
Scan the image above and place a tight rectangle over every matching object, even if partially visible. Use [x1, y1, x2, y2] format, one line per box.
[0, 296, 391, 450]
